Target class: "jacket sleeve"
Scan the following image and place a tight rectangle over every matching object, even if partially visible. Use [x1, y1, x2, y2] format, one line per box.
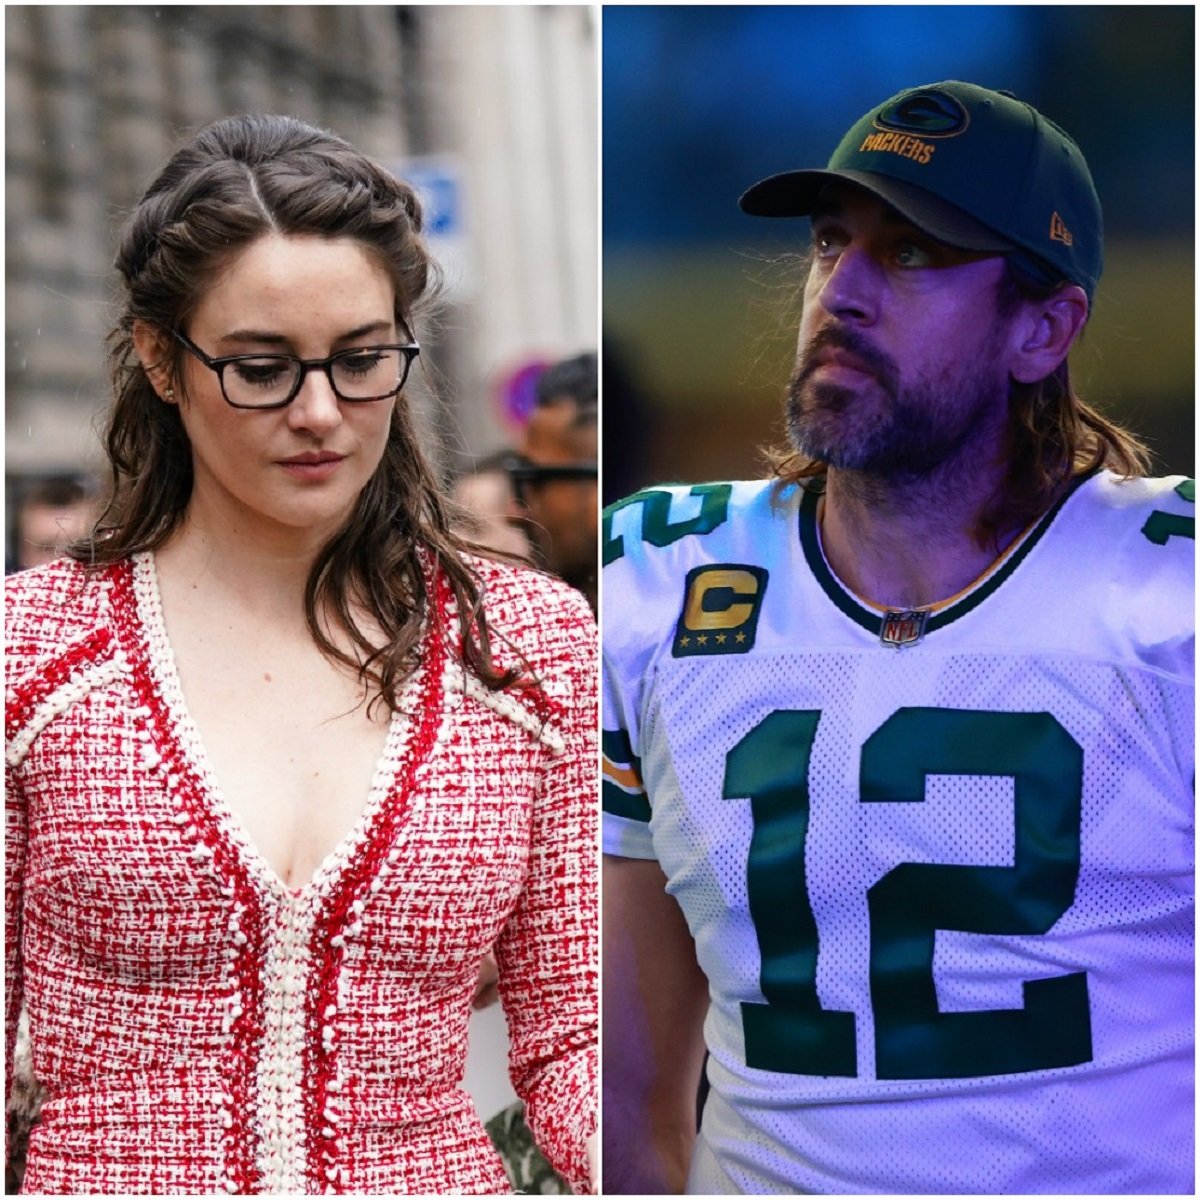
[5, 575, 30, 1174]
[5, 764, 27, 1174]
[492, 585, 598, 1193]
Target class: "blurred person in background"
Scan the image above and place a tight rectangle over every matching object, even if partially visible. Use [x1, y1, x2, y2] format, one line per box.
[5, 113, 597, 1196]
[451, 450, 567, 1193]
[450, 441, 576, 1196]
[450, 450, 534, 560]
[507, 353, 598, 613]
[8, 475, 101, 573]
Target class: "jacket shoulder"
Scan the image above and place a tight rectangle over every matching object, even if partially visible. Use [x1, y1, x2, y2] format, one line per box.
[467, 553, 595, 647]
[5, 559, 118, 679]
[459, 554, 596, 716]
[5, 558, 124, 763]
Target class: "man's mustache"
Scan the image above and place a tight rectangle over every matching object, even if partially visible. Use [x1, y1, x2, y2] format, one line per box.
[794, 326, 901, 395]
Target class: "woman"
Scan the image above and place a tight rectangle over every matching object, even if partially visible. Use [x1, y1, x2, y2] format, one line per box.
[5, 114, 597, 1195]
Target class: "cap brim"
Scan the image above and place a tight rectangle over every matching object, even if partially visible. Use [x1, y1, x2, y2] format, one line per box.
[740, 168, 1014, 254]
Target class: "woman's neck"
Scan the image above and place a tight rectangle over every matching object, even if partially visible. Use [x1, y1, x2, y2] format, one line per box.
[154, 505, 330, 626]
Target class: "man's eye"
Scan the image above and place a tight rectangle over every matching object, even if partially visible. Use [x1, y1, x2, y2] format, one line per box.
[813, 232, 844, 257]
[894, 242, 932, 268]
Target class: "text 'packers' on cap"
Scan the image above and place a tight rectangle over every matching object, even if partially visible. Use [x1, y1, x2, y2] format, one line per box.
[740, 80, 1102, 303]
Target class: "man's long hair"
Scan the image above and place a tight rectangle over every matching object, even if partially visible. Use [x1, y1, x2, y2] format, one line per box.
[76, 113, 520, 708]
[768, 261, 1151, 546]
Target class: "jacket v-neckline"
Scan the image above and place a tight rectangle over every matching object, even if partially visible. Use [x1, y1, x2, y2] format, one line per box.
[116, 552, 446, 904]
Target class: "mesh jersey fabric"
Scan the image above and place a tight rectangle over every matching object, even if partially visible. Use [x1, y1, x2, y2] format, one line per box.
[602, 471, 1194, 1194]
[6, 551, 597, 1195]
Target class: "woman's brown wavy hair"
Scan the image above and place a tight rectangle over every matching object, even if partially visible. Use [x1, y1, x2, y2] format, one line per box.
[768, 260, 1151, 547]
[73, 113, 520, 709]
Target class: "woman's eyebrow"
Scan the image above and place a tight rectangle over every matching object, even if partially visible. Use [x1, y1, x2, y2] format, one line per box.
[216, 329, 288, 346]
[216, 320, 394, 347]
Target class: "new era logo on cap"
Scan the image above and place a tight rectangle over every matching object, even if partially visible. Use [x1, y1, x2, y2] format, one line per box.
[1050, 212, 1073, 246]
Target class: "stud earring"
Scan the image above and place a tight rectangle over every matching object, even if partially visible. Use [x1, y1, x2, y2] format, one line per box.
[164, 387, 175, 401]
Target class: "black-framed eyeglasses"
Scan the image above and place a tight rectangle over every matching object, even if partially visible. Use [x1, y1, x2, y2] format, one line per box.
[172, 329, 420, 410]
[501, 452, 598, 506]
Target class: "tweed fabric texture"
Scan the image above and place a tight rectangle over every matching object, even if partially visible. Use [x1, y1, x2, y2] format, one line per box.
[5, 553, 598, 1195]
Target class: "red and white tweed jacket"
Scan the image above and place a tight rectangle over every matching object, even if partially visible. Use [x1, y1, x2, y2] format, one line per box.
[5, 552, 597, 1195]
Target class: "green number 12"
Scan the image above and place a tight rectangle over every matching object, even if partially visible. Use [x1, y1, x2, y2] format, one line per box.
[723, 707, 1092, 1080]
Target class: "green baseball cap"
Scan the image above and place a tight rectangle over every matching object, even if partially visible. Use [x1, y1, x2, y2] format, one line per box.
[740, 80, 1102, 303]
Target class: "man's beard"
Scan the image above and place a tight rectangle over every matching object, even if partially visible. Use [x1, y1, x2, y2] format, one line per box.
[786, 325, 1005, 480]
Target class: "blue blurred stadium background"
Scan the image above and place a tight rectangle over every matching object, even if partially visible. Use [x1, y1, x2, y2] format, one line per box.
[603, 5, 1194, 500]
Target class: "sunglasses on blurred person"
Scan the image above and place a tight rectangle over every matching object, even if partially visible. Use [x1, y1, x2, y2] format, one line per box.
[502, 452, 597, 507]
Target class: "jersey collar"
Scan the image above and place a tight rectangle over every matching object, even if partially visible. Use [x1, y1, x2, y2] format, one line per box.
[797, 472, 1093, 640]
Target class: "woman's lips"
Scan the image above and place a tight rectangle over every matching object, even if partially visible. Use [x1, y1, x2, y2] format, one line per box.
[277, 452, 345, 480]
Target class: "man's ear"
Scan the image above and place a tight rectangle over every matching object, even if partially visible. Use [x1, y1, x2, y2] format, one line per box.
[1008, 284, 1089, 384]
[131, 320, 177, 402]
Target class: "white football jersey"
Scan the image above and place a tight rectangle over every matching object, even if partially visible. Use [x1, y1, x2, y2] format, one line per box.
[602, 471, 1194, 1194]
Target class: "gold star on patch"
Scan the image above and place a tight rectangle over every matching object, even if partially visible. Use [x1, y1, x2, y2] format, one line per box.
[679, 636, 691, 647]
[716, 634, 726, 644]
[697, 635, 708, 645]
[735, 632, 747, 643]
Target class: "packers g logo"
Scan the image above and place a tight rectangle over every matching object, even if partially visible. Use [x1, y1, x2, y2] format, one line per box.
[672, 564, 768, 657]
[874, 90, 970, 137]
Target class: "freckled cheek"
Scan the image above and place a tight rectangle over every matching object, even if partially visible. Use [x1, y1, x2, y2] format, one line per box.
[175, 404, 221, 459]
[340, 413, 394, 490]
[178, 409, 277, 494]
[362, 409, 395, 459]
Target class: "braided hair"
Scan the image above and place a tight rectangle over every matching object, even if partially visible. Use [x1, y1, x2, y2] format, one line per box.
[78, 113, 519, 707]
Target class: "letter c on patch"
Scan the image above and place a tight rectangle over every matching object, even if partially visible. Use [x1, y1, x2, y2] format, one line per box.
[683, 568, 761, 631]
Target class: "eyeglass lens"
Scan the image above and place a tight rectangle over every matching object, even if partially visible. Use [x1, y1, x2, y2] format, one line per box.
[223, 348, 408, 407]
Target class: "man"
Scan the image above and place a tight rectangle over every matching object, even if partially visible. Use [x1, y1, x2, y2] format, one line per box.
[508, 353, 598, 611]
[602, 81, 1193, 1194]
[451, 363, 596, 1196]
[9, 475, 99, 572]
[450, 450, 535, 560]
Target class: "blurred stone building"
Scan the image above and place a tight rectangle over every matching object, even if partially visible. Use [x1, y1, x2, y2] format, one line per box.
[5, 5, 597, 496]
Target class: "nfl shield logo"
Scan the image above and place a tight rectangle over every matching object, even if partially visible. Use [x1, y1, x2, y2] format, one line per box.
[880, 609, 928, 648]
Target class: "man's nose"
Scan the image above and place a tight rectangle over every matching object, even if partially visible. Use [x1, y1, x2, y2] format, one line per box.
[818, 243, 882, 325]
